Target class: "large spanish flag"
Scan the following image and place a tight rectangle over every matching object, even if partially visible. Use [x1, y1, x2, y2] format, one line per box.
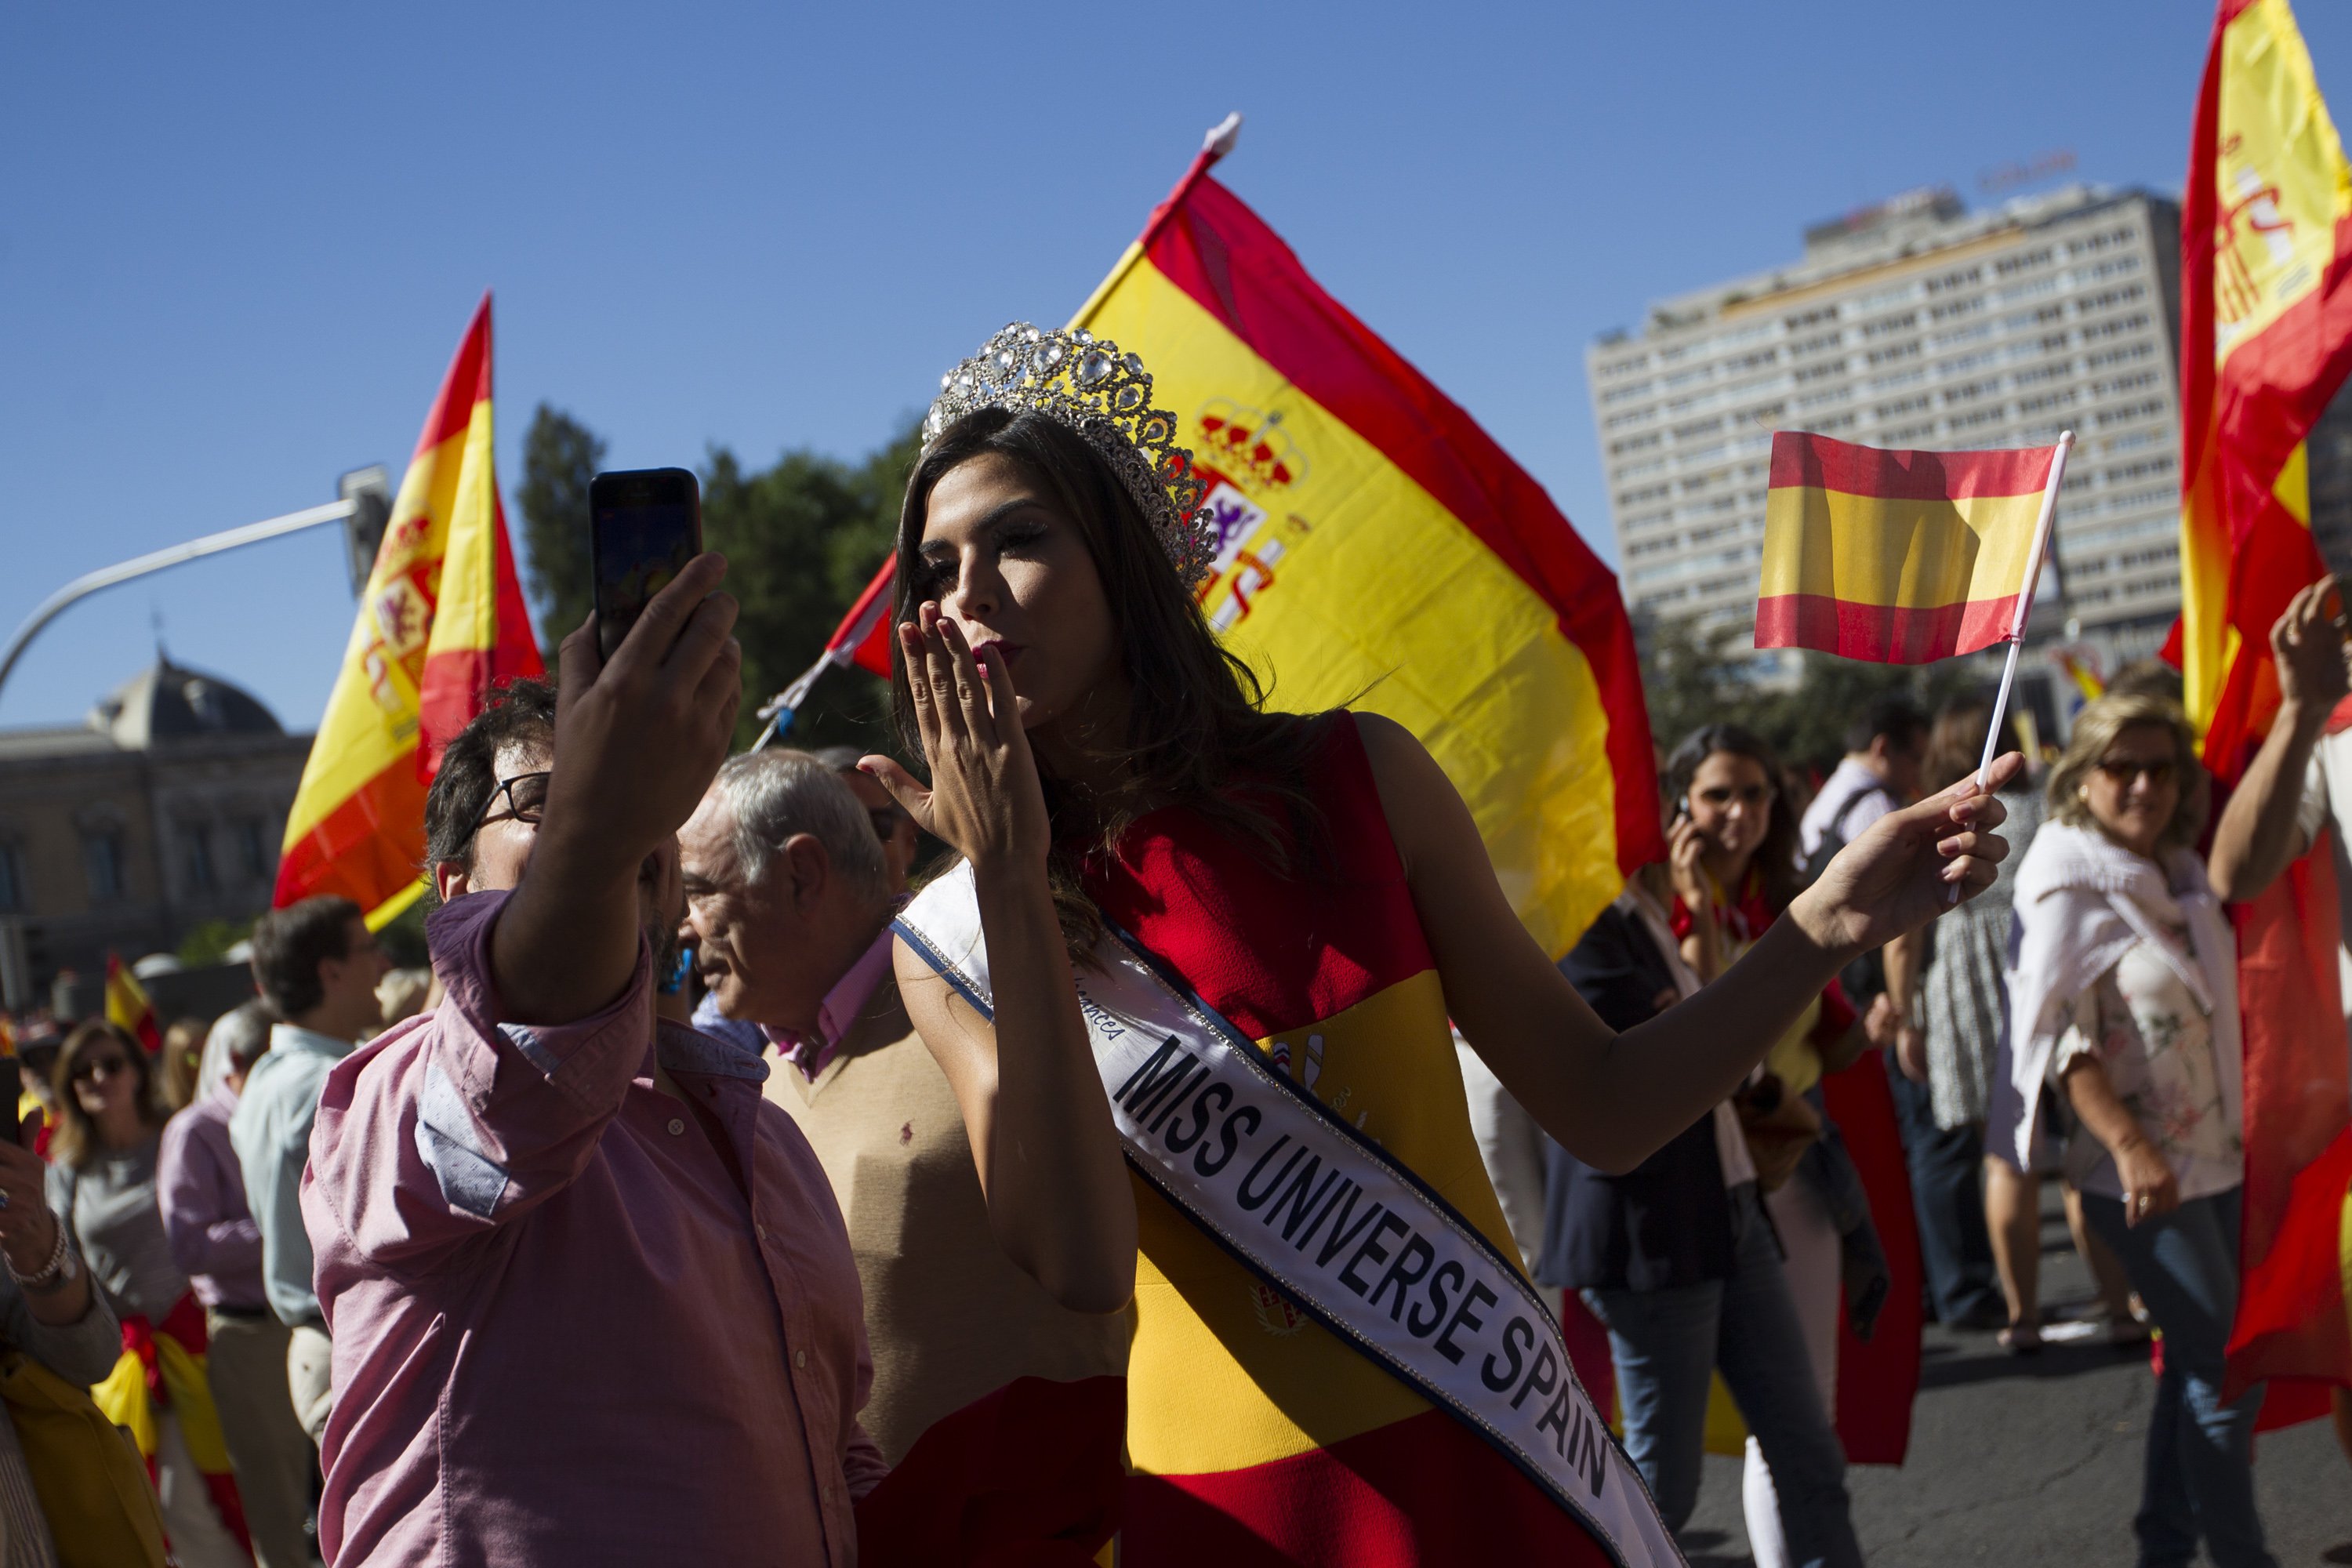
[2173, 0, 2352, 1426]
[274, 297, 542, 926]
[2177, 0, 2352, 773]
[1069, 138, 1659, 958]
[1755, 431, 2064, 663]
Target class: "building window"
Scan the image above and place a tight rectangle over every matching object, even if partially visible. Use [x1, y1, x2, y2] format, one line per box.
[182, 825, 216, 894]
[82, 831, 125, 904]
[0, 844, 22, 913]
[234, 818, 270, 881]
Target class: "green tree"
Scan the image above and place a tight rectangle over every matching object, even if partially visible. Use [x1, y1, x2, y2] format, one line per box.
[700, 423, 923, 755]
[516, 404, 607, 648]
[1634, 612, 1980, 779]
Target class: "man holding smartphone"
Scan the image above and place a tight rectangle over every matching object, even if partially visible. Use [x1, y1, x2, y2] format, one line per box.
[303, 554, 886, 1566]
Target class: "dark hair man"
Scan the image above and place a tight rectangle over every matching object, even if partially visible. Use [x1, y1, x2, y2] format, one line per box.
[679, 751, 1127, 1472]
[303, 557, 884, 1567]
[230, 894, 388, 1442]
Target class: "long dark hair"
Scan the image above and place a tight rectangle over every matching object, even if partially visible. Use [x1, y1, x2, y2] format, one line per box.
[1664, 723, 1801, 915]
[893, 408, 1327, 956]
[49, 1019, 165, 1171]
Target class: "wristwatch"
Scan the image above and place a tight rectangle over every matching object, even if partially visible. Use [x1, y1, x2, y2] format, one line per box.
[7, 1218, 79, 1294]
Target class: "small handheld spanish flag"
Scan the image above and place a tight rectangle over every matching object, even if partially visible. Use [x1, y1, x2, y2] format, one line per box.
[104, 953, 162, 1054]
[1755, 430, 2072, 664]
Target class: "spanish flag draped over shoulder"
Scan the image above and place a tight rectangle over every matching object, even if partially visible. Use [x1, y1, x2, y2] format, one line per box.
[273, 297, 543, 927]
[2174, 0, 2352, 1424]
[1071, 136, 1661, 957]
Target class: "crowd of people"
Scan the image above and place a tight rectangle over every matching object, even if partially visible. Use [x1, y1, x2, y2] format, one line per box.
[0, 321, 2343, 1568]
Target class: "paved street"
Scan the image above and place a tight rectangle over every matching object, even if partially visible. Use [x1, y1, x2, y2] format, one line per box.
[1673, 1188, 2352, 1566]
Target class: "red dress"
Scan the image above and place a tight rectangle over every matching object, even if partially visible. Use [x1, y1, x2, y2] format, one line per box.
[1081, 715, 1613, 1567]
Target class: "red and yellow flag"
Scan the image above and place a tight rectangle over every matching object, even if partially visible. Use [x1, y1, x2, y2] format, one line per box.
[274, 296, 543, 926]
[1071, 146, 1660, 959]
[1754, 431, 2063, 663]
[103, 953, 161, 1054]
[2178, 0, 2352, 773]
[2173, 0, 2352, 1426]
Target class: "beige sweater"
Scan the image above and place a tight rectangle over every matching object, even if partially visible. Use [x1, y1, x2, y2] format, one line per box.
[764, 977, 1132, 1465]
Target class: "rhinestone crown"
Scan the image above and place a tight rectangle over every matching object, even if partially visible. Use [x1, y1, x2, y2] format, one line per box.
[922, 323, 1218, 588]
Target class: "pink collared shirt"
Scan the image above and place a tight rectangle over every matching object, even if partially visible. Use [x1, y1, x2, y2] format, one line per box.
[303, 890, 885, 1567]
[768, 925, 897, 1080]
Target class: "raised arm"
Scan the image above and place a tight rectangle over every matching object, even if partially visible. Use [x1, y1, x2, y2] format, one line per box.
[1356, 714, 2015, 1174]
[492, 553, 742, 1025]
[872, 607, 1135, 1315]
[2209, 575, 2347, 903]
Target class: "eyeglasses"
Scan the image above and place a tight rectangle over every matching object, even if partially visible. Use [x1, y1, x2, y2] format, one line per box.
[2094, 757, 2176, 786]
[473, 771, 552, 838]
[70, 1053, 132, 1085]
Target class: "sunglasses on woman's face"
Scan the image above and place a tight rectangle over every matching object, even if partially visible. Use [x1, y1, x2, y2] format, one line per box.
[2094, 757, 2176, 786]
[71, 1053, 132, 1085]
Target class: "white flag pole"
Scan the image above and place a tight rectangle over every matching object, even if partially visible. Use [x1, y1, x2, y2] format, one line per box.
[1976, 430, 2074, 790]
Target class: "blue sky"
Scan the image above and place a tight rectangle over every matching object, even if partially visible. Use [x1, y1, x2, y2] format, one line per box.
[5, 1, 2347, 731]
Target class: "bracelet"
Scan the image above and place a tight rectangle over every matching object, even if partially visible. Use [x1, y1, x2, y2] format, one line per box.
[5, 1218, 70, 1291]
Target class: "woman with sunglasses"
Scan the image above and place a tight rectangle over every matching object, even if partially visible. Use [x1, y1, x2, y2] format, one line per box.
[2005, 693, 2270, 1566]
[46, 1021, 249, 1566]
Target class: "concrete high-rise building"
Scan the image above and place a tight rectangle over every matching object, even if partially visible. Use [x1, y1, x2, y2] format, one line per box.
[1588, 184, 2184, 678]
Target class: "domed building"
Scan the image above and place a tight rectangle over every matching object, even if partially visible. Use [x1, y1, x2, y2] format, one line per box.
[0, 657, 311, 1009]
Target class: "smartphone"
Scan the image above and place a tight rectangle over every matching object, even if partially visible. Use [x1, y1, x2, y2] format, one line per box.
[589, 467, 702, 660]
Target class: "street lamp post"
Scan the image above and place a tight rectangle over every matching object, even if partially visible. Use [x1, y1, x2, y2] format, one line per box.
[0, 467, 391, 717]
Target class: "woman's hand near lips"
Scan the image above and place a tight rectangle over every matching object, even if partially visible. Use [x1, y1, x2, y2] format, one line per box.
[862, 603, 1053, 877]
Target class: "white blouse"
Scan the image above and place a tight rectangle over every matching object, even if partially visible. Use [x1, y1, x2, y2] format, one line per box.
[2053, 927, 2244, 1203]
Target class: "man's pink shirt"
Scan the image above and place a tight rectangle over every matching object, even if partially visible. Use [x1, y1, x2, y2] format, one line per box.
[303, 890, 885, 1566]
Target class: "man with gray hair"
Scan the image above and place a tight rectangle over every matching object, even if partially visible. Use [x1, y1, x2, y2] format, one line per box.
[678, 750, 1128, 1477]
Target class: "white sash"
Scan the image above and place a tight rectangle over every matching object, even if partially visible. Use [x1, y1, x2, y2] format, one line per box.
[896, 862, 1682, 1568]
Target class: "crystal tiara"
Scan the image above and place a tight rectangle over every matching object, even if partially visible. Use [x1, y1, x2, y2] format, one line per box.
[922, 323, 1219, 588]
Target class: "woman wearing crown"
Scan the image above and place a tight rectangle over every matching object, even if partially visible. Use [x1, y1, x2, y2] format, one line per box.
[866, 324, 2019, 1568]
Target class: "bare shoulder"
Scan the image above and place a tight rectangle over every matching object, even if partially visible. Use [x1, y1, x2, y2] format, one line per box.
[1348, 711, 1468, 873]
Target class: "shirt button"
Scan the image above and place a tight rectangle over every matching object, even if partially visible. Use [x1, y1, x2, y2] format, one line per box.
[666, 1118, 685, 1136]
[794, 1349, 807, 1369]
[755, 1223, 768, 1242]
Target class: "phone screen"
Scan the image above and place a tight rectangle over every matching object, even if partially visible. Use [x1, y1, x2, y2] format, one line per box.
[590, 469, 701, 659]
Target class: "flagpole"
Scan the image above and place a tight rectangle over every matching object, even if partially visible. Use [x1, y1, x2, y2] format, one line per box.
[1976, 430, 2074, 789]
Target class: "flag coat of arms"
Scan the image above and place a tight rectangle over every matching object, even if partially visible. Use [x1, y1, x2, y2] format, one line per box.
[274, 297, 542, 925]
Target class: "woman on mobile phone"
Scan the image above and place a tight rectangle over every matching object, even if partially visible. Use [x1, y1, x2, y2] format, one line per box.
[869, 324, 2017, 1568]
[1540, 746, 1864, 1568]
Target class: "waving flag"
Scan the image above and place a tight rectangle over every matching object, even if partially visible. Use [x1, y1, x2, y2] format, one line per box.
[1755, 432, 2067, 663]
[1071, 135, 1659, 960]
[2178, 0, 2352, 770]
[2172, 0, 2352, 1427]
[274, 297, 543, 925]
[103, 953, 161, 1054]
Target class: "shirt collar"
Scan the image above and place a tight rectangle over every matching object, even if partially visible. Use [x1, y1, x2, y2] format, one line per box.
[655, 1020, 771, 1083]
[767, 924, 896, 1081]
[269, 1022, 354, 1060]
